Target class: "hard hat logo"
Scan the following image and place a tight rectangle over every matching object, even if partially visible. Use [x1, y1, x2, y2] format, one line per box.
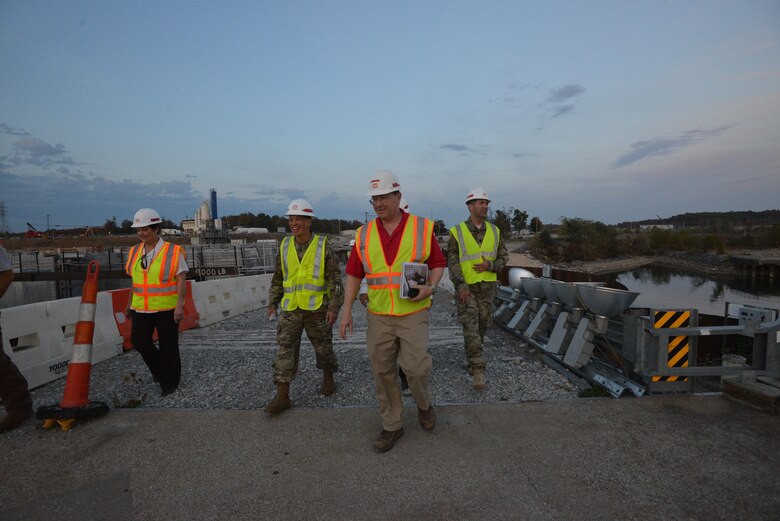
[131, 208, 162, 228]
[285, 198, 316, 217]
[465, 187, 491, 204]
[367, 170, 402, 197]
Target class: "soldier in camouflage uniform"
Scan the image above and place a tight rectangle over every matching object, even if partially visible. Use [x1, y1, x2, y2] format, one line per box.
[265, 198, 344, 414]
[447, 188, 508, 389]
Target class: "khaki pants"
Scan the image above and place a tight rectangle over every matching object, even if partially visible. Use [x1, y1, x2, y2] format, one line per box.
[367, 309, 432, 431]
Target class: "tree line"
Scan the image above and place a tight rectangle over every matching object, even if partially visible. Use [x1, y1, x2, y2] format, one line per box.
[529, 217, 780, 263]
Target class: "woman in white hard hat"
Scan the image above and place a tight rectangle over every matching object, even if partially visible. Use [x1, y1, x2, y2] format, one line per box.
[124, 208, 189, 396]
[264, 198, 344, 414]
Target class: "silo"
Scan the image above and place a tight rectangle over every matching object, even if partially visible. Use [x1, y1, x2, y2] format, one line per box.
[210, 188, 218, 220]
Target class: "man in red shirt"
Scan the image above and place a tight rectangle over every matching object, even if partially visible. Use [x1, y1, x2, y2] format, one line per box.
[340, 171, 446, 452]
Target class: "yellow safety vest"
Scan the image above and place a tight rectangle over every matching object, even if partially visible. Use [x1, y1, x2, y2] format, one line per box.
[125, 242, 184, 311]
[280, 235, 328, 311]
[450, 221, 499, 284]
[356, 215, 433, 316]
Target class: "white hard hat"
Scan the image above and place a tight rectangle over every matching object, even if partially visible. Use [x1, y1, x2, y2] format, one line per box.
[367, 170, 401, 197]
[131, 208, 162, 228]
[400, 196, 410, 212]
[465, 187, 491, 204]
[285, 198, 316, 217]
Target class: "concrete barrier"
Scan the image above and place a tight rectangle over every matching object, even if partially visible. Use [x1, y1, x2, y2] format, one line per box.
[0, 274, 272, 389]
[0, 292, 123, 390]
[191, 274, 273, 327]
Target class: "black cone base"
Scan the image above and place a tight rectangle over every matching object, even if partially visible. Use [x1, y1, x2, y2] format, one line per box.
[37, 401, 110, 420]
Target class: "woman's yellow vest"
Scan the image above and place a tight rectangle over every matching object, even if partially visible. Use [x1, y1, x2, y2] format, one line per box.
[450, 221, 499, 284]
[280, 235, 328, 311]
[125, 241, 184, 311]
[356, 215, 433, 316]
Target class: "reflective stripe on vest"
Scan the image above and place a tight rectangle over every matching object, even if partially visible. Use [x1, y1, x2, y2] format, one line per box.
[450, 221, 499, 284]
[125, 242, 183, 311]
[280, 235, 328, 311]
[356, 215, 432, 316]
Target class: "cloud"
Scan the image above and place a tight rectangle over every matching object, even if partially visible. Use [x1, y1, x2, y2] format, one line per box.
[545, 84, 585, 104]
[538, 84, 585, 118]
[7, 135, 81, 169]
[613, 126, 732, 167]
[440, 143, 482, 154]
[487, 83, 539, 103]
[550, 104, 574, 118]
[0, 168, 204, 230]
[0, 123, 31, 136]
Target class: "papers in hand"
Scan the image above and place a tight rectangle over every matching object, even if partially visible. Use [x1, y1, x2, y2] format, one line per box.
[401, 262, 429, 299]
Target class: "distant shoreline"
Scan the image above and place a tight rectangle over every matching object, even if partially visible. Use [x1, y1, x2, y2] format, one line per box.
[509, 249, 780, 278]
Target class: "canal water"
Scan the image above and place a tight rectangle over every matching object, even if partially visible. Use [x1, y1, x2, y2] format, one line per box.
[611, 265, 780, 318]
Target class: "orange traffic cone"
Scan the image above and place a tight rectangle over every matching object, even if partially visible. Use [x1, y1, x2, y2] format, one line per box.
[37, 261, 109, 431]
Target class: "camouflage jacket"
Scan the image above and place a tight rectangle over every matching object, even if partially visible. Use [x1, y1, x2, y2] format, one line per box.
[447, 219, 509, 294]
[268, 235, 344, 314]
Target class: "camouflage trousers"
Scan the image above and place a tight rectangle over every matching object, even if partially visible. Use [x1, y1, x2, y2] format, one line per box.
[456, 282, 496, 371]
[273, 308, 338, 383]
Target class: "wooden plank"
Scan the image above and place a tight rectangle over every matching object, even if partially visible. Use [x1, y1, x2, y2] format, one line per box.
[723, 379, 780, 414]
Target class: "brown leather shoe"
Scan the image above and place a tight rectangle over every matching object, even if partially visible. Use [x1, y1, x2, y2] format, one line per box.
[373, 428, 404, 452]
[418, 405, 436, 431]
[0, 407, 33, 434]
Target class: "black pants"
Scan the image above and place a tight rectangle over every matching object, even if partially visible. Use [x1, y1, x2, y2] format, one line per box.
[0, 327, 32, 413]
[130, 310, 181, 390]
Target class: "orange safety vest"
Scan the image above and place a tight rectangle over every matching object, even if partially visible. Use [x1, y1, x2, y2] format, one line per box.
[125, 241, 184, 311]
[355, 214, 433, 316]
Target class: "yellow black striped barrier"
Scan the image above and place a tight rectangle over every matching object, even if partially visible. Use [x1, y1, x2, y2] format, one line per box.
[652, 310, 691, 382]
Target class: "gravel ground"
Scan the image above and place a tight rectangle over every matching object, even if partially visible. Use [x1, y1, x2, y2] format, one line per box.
[30, 285, 580, 411]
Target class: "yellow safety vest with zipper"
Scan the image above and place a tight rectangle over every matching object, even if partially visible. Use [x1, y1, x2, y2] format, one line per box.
[125, 242, 184, 311]
[356, 215, 433, 316]
[450, 221, 499, 284]
[280, 235, 328, 311]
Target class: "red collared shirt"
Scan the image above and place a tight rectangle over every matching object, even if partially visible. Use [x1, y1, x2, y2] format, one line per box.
[345, 211, 446, 279]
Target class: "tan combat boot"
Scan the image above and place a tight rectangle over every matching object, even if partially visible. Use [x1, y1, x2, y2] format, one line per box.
[321, 371, 335, 396]
[264, 382, 292, 414]
[473, 369, 486, 390]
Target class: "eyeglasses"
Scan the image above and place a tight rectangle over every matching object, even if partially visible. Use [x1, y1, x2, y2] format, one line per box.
[370, 193, 398, 206]
[140, 255, 148, 269]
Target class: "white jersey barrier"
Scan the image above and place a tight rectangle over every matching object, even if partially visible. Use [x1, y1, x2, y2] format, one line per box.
[2, 273, 274, 389]
[191, 274, 273, 327]
[0, 292, 123, 389]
